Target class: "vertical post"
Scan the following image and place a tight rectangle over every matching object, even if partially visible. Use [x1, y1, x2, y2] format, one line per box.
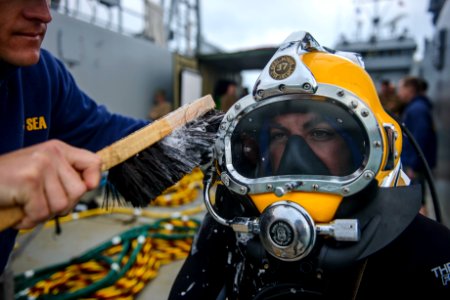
[195, 0, 201, 55]
[74, 0, 80, 17]
[185, 1, 191, 54]
[118, 1, 123, 34]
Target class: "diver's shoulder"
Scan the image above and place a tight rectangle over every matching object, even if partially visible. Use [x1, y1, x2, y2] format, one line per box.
[397, 214, 450, 257]
[408, 214, 450, 237]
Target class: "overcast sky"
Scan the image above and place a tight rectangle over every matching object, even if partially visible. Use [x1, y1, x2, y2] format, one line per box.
[84, 0, 434, 57]
[198, 0, 434, 88]
[200, 0, 433, 52]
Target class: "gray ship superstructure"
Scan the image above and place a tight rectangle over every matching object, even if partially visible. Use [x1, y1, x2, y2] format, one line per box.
[335, 36, 417, 88]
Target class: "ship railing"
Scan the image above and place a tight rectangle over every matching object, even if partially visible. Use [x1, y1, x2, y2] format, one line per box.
[50, 0, 166, 45]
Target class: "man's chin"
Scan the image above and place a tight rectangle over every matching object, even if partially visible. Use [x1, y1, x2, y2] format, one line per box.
[5, 51, 41, 66]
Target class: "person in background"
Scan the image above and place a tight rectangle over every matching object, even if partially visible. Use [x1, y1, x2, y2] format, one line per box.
[148, 89, 172, 120]
[0, 0, 147, 275]
[418, 77, 429, 97]
[213, 79, 238, 112]
[378, 79, 402, 116]
[397, 76, 438, 215]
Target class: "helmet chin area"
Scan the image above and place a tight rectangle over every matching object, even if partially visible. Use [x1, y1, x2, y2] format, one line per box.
[259, 201, 316, 261]
[250, 192, 344, 223]
[203, 178, 360, 262]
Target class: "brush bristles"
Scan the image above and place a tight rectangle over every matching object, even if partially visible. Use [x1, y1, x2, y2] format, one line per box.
[105, 110, 224, 207]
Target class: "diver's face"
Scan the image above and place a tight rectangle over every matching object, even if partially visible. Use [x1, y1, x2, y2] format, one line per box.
[269, 112, 352, 176]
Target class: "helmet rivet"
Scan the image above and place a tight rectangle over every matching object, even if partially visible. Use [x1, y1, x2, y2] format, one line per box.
[239, 186, 247, 193]
[285, 182, 301, 191]
[220, 124, 226, 130]
[312, 184, 319, 191]
[303, 83, 311, 90]
[373, 141, 382, 147]
[337, 90, 345, 97]
[222, 175, 230, 186]
[364, 171, 375, 180]
[275, 186, 285, 196]
[361, 109, 370, 117]
[279, 84, 286, 92]
[257, 89, 265, 97]
[234, 103, 241, 110]
[342, 187, 350, 194]
[349, 100, 358, 109]
[266, 184, 273, 191]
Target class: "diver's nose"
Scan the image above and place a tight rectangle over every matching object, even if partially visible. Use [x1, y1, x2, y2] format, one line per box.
[276, 135, 330, 175]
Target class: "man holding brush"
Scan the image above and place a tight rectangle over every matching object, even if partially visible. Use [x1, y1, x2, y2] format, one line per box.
[0, 0, 147, 274]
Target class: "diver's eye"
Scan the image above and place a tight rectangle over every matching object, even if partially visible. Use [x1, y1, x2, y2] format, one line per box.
[269, 130, 288, 143]
[310, 128, 335, 141]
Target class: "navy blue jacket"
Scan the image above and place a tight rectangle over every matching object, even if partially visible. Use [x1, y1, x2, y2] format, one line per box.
[0, 49, 147, 274]
[401, 95, 437, 172]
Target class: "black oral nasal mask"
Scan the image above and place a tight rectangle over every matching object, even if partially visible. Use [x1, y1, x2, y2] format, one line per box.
[276, 135, 331, 176]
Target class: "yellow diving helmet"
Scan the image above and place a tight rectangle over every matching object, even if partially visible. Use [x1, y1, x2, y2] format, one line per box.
[203, 31, 414, 262]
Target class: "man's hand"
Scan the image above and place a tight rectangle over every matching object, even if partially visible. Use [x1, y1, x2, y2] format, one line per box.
[0, 140, 102, 229]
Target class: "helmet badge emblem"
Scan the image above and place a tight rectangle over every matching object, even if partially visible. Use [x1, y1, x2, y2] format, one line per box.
[270, 221, 294, 246]
[269, 55, 296, 80]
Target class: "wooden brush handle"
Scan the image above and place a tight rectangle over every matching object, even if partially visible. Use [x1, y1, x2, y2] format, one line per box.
[1, 207, 26, 232]
[97, 94, 215, 171]
[0, 95, 215, 231]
